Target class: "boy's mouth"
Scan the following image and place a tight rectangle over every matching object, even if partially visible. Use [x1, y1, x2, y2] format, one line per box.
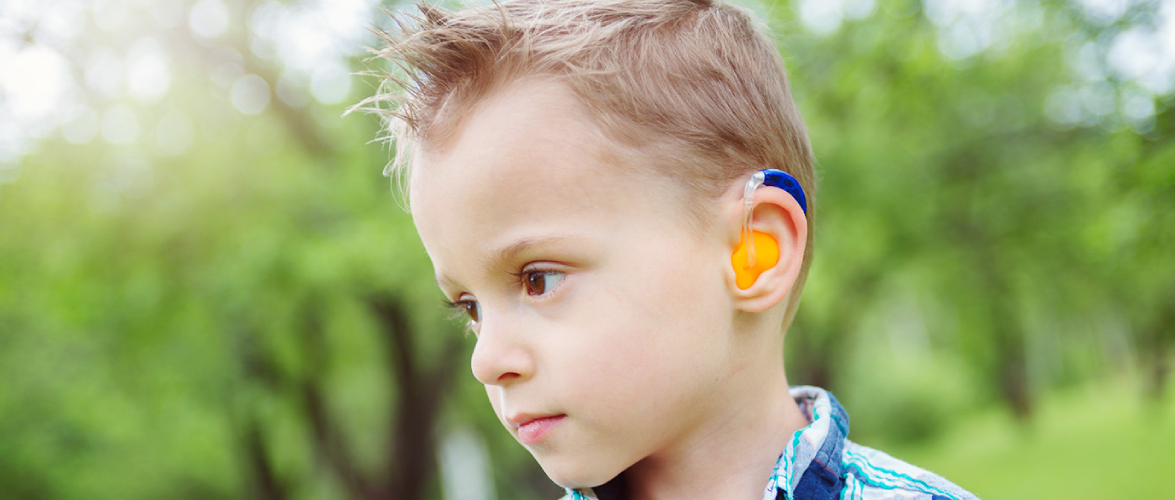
[510, 414, 566, 445]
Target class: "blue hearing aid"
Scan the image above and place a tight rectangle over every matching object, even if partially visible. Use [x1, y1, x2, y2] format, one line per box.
[751, 169, 807, 215]
[733, 169, 807, 289]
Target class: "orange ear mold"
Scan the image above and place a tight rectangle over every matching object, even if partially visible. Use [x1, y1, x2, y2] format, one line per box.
[731, 230, 779, 290]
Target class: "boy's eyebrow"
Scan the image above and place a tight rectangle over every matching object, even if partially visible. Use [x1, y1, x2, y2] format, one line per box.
[484, 235, 584, 270]
[435, 235, 585, 290]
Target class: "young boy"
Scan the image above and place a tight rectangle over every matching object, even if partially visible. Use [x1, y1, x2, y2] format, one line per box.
[353, 1, 978, 499]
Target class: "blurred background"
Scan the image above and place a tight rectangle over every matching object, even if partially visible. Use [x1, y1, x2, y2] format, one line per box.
[0, 0, 1172, 498]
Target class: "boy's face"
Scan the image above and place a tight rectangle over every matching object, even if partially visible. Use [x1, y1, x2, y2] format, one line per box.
[410, 78, 741, 488]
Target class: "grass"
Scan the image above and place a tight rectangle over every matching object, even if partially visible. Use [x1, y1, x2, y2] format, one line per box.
[879, 375, 1175, 499]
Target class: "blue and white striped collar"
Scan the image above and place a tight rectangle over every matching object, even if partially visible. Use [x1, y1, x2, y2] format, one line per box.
[763, 386, 850, 500]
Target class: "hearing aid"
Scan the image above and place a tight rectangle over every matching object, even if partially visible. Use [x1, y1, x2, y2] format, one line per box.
[732, 169, 807, 290]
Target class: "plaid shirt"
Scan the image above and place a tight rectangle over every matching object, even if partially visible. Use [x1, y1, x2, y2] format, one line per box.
[563, 386, 978, 500]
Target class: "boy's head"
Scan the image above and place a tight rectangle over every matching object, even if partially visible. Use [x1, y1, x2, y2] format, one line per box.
[355, 0, 816, 488]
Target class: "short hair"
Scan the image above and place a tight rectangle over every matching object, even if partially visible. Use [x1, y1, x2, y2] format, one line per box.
[350, 0, 817, 327]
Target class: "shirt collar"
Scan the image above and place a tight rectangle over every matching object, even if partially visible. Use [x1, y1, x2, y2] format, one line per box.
[765, 386, 850, 500]
[566, 386, 851, 500]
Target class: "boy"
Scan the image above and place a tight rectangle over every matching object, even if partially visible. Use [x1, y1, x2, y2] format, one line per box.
[352, 1, 978, 499]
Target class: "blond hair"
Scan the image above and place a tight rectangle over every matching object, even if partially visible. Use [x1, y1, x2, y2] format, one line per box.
[350, 0, 816, 327]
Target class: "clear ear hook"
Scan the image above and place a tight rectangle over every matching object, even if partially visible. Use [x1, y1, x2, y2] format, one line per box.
[740, 169, 809, 271]
[741, 171, 766, 269]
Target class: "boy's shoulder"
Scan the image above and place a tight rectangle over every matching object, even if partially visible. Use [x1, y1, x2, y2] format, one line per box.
[562, 386, 979, 500]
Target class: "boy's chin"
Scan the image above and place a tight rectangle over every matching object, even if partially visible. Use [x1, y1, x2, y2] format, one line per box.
[532, 450, 626, 491]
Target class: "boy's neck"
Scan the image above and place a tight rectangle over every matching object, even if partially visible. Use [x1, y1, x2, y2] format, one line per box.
[615, 342, 809, 500]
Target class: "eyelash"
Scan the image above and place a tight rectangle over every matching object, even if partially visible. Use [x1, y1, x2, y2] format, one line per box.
[443, 266, 567, 335]
[443, 298, 479, 337]
[509, 266, 566, 297]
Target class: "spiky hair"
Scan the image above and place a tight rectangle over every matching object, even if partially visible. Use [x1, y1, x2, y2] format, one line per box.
[349, 0, 816, 324]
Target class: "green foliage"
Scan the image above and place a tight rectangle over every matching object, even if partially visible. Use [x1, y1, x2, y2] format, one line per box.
[0, 1, 1171, 499]
[779, 0, 1175, 429]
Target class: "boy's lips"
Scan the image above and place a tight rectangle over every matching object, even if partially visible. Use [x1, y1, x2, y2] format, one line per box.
[508, 413, 566, 445]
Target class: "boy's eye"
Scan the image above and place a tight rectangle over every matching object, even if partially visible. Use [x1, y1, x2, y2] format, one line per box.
[523, 270, 564, 296]
[458, 300, 481, 323]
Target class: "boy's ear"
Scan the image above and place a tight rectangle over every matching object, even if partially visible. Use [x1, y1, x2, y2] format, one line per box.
[724, 181, 808, 313]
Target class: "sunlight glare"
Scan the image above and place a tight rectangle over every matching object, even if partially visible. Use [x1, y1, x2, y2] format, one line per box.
[126, 37, 171, 104]
[40, 0, 87, 42]
[311, 62, 352, 105]
[1076, 0, 1130, 26]
[150, 0, 185, 28]
[1166, 2, 1175, 59]
[247, 0, 378, 104]
[1120, 88, 1156, 132]
[231, 75, 270, 115]
[1, 46, 72, 120]
[92, 0, 130, 32]
[843, 0, 876, 20]
[797, 0, 844, 36]
[86, 47, 126, 99]
[923, 0, 1012, 60]
[190, 0, 230, 40]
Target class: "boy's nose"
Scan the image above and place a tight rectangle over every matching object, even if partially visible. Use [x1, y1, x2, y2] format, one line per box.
[470, 318, 534, 386]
